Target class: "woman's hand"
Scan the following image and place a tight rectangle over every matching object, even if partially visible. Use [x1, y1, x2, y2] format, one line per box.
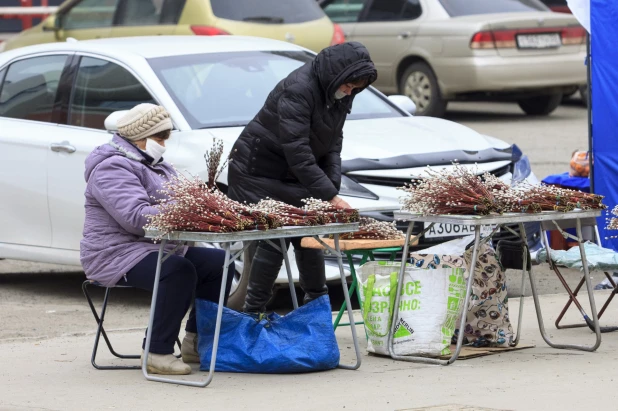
[329, 195, 351, 209]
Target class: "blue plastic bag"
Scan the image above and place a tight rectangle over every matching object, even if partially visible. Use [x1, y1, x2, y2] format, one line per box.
[196, 295, 340, 373]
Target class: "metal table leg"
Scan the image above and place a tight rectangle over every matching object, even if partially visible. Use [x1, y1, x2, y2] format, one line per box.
[333, 234, 362, 370]
[530, 218, 601, 351]
[142, 240, 234, 387]
[315, 235, 362, 370]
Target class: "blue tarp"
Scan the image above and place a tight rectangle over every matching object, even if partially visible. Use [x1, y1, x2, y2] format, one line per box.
[542, 172, 590, 192]
[591, 0, 618, 250]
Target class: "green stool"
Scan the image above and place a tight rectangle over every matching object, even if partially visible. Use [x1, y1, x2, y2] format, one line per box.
[333, 246, 402, 330]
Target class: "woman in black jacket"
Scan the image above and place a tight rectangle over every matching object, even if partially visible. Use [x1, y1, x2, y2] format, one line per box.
[228, 42, 377, 315]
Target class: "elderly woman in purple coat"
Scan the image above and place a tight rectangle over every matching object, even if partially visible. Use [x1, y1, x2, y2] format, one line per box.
[80, 103, 233, 375]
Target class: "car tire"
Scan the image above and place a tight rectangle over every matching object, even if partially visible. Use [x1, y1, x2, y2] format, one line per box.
[562, 86, 579, 99]
[579, 85, 589, 107]
[399, 62, 447, 118]
[226, 241, 256, 311]
[517, 93, 563, 116]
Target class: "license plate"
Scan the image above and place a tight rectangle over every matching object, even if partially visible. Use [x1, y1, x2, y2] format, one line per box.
[424, 223, 496, 239]
[516, 33, 561, 49]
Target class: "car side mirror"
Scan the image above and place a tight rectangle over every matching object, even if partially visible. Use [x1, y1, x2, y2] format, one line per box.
[104, 110, 129, 133]
[388, 95, 416, 115]
[42, 15, 61, 32]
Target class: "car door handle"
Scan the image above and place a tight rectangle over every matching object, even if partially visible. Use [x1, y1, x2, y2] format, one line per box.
[398, 31, 411, 39]
[50, 141, 76, 154]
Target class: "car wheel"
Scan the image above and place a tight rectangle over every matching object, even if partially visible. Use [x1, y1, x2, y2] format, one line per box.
[579, 85, 589, 107]
[517, 93, 563, 116]
[399, 62, 447, 117]
[562, 86, 578, 99]
[204, 241, 250, 311]
[225, 241, 256, 311]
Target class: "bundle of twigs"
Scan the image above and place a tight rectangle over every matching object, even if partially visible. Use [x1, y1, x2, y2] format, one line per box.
[203, 138, 229, 189]
[253, 198, 359, 226]
[606, 205, 618, 231]
[145, 174, 282, 234]
[335, 217, 404, 240]
[144, 138, 360, 235]
[399, 165, 503, 215]
[507, 183, 605, 213]
[399, 164, 605, 216]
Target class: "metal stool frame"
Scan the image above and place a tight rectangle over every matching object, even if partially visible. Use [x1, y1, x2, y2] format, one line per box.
[82, 280, 180, 370]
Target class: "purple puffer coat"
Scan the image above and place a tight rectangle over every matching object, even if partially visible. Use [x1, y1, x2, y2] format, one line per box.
[80, 134, 186, 287]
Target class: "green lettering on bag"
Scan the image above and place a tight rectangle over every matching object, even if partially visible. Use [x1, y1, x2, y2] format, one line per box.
[362, 273, 397, 337]
[402, 280, 421, 296]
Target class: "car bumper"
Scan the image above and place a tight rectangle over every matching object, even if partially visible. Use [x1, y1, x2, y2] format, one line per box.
[433, 52, 587, 97]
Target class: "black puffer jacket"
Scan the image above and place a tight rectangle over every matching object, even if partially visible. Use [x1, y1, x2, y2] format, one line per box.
[228, 42, 377, 207]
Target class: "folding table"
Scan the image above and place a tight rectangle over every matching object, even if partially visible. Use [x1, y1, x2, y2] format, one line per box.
[144, 223, 360, 387]
[390, 210, 602, 366]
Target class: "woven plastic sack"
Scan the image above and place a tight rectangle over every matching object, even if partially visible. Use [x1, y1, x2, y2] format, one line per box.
[358, 261, 466, 357]
[196, 295, 339, 373]
[422, 236, 515, 348]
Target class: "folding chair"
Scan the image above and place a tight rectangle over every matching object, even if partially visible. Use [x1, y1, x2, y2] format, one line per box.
[333, 247, 401, 330]
[540, 219, 618, 333]
[82, 280, 181, 370]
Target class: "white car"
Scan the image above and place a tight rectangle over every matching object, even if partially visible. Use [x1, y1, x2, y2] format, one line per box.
[0, 36, 538, 308]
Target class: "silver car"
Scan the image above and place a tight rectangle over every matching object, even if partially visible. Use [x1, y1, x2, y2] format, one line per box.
[321, 0, 587, 117]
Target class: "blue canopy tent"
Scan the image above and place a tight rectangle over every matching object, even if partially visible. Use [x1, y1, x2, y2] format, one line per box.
[569, 0, 618, 250]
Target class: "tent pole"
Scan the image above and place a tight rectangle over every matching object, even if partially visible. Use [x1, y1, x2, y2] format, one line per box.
[587, 33, 594, 193]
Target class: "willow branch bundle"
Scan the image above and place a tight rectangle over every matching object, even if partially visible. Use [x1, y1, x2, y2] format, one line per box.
[144, 174, 281, 236]
[398, 164, 605, 216]
[145, 176, 360, 236]
[606, 205, 618, 232]
[253, 198, 360, 226]
[203, 138, 229, 189]
[399, 165, 503, 215]
[499, 182, 606, 213]
[335, 217, 404, 240]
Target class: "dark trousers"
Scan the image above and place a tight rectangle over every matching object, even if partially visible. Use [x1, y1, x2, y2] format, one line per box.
[244, 237, 328, 313]
[124, 247, 234, 354]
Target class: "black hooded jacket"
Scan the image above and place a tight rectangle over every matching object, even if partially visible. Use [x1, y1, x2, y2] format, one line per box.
[227, 42, 377, 207]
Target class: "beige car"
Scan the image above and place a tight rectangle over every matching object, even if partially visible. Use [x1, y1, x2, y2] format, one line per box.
[322, 0, 587, 117]
[3, 0, 343, 54]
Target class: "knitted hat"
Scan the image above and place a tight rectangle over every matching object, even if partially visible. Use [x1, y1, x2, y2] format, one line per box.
[117, 103, 172, 141]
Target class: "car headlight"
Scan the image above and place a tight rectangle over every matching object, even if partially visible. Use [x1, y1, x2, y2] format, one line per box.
[512, 155, 532, 185]
[339, 175, 379, 200]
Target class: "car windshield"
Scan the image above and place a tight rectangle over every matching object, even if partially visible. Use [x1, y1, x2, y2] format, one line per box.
[148, 51, 403, 129]
[438, 0, 548, 16]
[210, 0, 325, 24]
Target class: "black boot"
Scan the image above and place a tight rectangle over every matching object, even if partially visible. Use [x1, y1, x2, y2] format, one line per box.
[295, 247, 328, 305]
[243, 242, 284, 313]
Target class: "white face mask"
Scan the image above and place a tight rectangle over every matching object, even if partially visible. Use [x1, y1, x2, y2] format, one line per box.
[145, 138, 166, 165]
[334, 89, 347, 100]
